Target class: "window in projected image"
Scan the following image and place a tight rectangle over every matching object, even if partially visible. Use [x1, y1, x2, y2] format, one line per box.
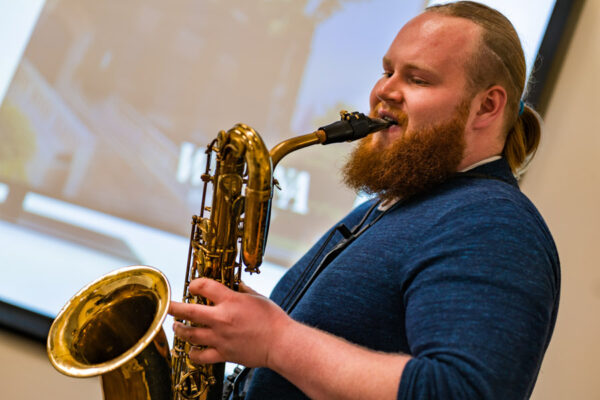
[0, 0, 562, 332]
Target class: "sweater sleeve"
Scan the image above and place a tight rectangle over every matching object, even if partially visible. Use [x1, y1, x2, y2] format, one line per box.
[397, 198, 560, 399]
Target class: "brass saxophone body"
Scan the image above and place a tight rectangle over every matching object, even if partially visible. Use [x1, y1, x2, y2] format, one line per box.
[47, 112, 394, 400]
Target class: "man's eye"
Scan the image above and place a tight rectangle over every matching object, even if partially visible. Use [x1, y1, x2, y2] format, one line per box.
[409, 76, 428, 85]
[381, 71, 393, 78]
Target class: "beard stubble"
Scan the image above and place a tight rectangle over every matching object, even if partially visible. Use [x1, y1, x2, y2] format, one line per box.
[342, 101, 470, 201]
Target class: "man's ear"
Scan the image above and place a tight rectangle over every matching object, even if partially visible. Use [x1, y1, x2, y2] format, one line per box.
[470, 85, 507, 131]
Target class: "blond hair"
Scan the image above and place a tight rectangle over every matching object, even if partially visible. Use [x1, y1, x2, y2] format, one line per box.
[426, 1, 541, 176]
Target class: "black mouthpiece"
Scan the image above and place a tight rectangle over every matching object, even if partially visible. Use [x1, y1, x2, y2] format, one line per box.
[319, 111, 396, 145]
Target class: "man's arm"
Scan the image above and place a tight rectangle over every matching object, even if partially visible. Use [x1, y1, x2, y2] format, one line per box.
[169, 279, 410, 400]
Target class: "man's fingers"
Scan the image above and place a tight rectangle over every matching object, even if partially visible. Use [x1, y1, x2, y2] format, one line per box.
[189, 347, 225, 365]
[173, 321, 215, 347]
[169, 301, 213, 325]
[187, 278, 232, 303]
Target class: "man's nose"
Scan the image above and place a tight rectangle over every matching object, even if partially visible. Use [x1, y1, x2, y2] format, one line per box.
[376, 76, 403, 104]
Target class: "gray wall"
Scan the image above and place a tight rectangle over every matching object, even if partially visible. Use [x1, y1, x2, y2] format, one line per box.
[522, 0, 600, 398]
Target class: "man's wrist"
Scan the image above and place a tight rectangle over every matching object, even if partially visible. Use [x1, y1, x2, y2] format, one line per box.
[265, 313, 301, 372]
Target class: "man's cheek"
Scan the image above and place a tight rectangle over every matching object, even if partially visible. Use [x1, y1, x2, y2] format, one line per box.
[369, 101, 383, 118]
[369, 83, 384, 112]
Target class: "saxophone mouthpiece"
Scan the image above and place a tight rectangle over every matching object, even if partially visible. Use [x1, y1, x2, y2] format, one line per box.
[318, 110, 396, 145]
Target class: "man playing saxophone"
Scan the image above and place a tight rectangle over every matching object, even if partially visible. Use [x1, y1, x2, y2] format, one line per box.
[169, 2, 560, 399]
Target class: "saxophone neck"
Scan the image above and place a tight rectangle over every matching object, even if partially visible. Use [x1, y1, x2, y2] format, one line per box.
[269, 132, 322, 169]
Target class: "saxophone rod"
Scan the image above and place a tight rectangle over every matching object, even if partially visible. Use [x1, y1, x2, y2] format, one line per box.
[269, 111, 396, 168]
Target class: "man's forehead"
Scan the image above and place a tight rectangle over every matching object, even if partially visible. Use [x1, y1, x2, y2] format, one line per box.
[387, 12, 481, 68]
[402, 12, 481, 41]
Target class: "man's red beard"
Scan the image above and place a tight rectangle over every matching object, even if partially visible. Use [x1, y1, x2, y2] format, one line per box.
[342, 101, 469, 201]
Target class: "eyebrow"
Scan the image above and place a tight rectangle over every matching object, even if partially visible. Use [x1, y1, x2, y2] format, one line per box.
[382, 56, 435, 74]
[382, 56, 392, 69]
[405, 63, 434, 74]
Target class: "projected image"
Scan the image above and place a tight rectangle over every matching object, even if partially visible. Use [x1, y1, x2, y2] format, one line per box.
[0, 0, 420, 268]
[0, 0, 560, 322]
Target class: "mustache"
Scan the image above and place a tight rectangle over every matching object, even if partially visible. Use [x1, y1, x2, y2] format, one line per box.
[370, 103, 408, 128]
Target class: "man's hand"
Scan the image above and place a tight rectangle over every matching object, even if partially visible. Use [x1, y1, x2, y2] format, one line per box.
[168, 278, 292, 368]
[169, 278, 408, 400]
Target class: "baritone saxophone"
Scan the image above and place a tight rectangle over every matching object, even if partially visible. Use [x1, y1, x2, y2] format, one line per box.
[47, 111, 395, 400]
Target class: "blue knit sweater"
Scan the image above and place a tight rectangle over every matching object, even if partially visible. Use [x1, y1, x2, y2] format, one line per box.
[245, 158, 560, 399]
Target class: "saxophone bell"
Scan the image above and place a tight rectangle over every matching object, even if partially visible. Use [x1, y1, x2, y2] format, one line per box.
[47, 266, 172, 400]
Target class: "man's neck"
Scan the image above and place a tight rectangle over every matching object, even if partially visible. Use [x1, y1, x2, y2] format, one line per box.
[377, 156, 503, 211]
[459, 155, 502, 172]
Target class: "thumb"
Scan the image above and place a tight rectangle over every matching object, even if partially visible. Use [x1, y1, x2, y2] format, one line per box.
[238, 281, 263, 297]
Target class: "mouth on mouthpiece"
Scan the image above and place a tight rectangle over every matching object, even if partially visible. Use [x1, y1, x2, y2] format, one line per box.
[382, 116, 398, 125]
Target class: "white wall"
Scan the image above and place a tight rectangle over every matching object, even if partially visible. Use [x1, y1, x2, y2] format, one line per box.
[1, 1, 599, 399]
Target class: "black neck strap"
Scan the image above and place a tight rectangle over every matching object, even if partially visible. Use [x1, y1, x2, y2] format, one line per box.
[282, 199, 402, 314]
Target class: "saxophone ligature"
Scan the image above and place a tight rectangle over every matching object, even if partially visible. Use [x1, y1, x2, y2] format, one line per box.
[47, 111, 395, 400]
